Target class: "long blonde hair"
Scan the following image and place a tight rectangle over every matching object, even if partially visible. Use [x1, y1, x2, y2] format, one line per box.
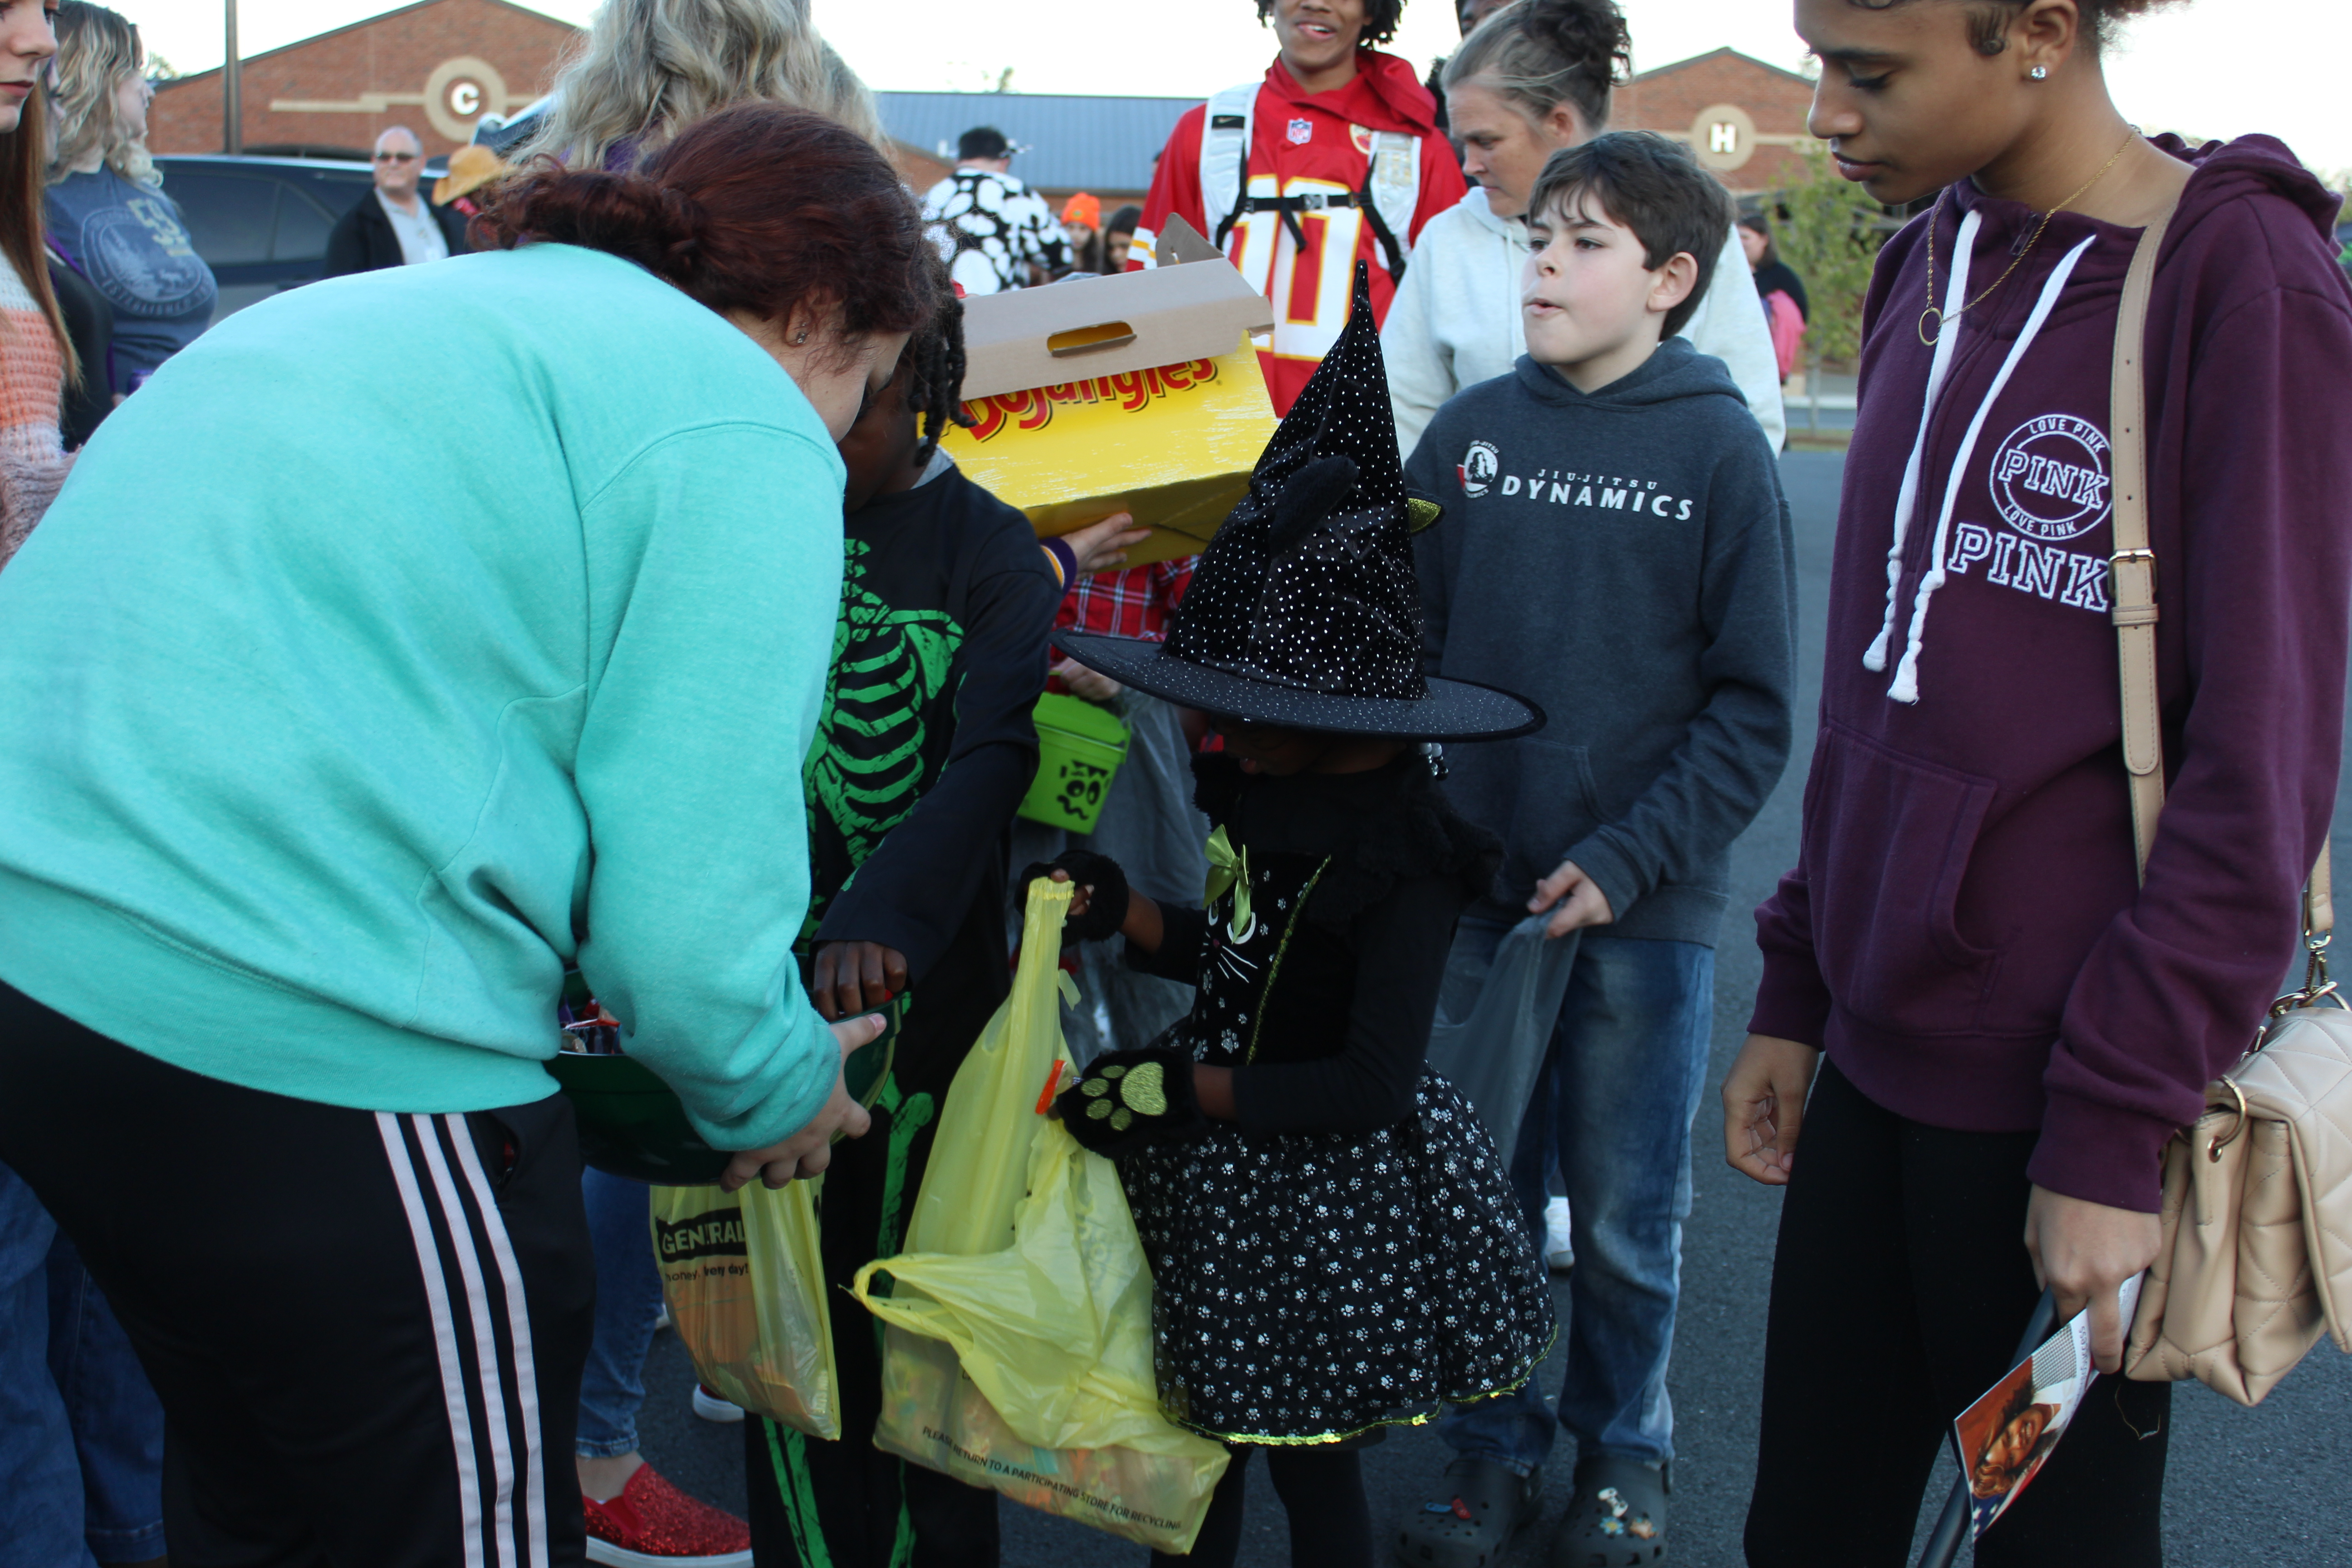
[523, 0, 884, 171]
[47, 3, 155, 189]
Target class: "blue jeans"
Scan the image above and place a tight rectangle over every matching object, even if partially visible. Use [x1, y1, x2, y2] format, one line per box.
[577, 1167, 666, 1458]
[1, 1161, 166, 1568]
[1437, 923, 1714, 1472]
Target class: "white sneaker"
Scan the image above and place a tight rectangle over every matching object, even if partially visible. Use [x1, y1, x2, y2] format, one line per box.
[1543, 1196, 1574, 1272]
[692, 1383, 746, 1423]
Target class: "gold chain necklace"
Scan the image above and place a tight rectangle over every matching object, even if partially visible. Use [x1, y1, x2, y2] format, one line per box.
[1919, 128, 2140, 346]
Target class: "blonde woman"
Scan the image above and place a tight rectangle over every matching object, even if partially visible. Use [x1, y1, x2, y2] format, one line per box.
[43, 2, 211, 396]
[520, 0, 882, 171]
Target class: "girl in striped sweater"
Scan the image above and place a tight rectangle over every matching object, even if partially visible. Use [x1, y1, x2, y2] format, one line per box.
[0, 1, 73, 570]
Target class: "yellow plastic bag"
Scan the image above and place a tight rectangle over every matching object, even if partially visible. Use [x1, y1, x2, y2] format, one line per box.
[650, 1177, 838, 1439]
[853, 877, 1228, 1552]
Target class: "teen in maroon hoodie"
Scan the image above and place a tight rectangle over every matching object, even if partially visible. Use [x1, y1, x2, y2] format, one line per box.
[1726, 2, 2352, 1563]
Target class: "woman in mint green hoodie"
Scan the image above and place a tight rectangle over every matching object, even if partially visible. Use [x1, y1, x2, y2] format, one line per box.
[0, 104, 930, 1564]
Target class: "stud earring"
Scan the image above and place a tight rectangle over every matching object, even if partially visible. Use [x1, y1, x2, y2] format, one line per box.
[793, 330, 808, 344]
[2029, 64, 2048, 80]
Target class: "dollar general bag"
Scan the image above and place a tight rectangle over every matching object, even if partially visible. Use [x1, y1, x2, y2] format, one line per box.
[853, 877, 1228, 1552]
[651, 1177, 838, 1438]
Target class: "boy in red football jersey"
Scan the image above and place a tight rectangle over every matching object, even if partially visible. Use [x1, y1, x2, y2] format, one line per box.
[1131, 0, 1466, 414]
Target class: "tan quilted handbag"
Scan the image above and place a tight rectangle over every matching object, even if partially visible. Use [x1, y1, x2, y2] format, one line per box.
[2103, 196, 2352, 1406]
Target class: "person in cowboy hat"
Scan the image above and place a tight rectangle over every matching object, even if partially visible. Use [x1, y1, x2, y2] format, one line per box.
[1029, 264, 1554, 1568]
[432, 142, 509, 221]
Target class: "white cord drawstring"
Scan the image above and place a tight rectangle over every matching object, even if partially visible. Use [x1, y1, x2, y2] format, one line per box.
[1864, 209, 1980, 674]
[1886, 234, 2097, 704]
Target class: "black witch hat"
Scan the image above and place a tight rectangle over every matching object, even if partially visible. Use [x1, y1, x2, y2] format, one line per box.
[1054, 263, 1541, 741]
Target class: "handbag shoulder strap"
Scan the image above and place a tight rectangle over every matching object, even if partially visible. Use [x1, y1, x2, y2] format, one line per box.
[2109, 203, 2173, 880]
[2109, 197, 2335, 933]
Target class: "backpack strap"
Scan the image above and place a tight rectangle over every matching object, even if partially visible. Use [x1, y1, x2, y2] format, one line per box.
[1201, 83, 1258, 255]
[1358, 129, 1420, 282]
[1196, 84, 1420, 283]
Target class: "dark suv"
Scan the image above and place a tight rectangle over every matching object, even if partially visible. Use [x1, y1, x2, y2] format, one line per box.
[154, 153, 448, 321]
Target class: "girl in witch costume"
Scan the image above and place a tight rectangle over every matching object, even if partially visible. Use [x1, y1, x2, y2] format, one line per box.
[1032, 266, 1556, 1568]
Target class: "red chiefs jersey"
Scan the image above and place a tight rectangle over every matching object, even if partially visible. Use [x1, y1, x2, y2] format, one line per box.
[1132, 52, 1466, 415]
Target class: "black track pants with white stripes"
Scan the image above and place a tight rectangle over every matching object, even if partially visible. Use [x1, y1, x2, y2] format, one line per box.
[0, 979, 596, 1568]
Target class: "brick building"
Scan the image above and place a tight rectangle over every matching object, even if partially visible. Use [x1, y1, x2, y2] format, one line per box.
[1612, 48, 1819, 194]
[149, 0, 578, 159]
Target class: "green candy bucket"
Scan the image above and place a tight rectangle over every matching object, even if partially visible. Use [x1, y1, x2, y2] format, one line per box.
[1017, 691, 1130, 833]
[550, 997, 900, 1186]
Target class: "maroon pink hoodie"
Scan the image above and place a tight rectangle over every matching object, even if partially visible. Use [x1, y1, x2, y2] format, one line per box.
[1750, 136, 2352, 1212]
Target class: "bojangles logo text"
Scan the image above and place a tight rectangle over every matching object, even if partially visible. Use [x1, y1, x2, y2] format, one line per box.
[959, 359, 1221, 442]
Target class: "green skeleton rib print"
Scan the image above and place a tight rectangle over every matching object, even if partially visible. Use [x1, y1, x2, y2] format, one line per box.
[802, 538, 965, 921]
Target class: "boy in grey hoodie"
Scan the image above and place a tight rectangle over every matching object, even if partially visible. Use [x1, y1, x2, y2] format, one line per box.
[1397, 132, 1794, 1568]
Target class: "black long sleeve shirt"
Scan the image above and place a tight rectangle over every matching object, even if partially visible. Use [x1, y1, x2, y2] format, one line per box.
[1127, 757, 1494, 1136]
[805, 461, 1058, 983]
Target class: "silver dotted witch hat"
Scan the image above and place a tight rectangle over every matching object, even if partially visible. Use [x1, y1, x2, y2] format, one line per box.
[1054, 262, 1541, 741]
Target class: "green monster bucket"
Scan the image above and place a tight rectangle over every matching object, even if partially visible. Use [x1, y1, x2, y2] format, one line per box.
[1017, 691, 1130, 833]
[549, 973, 899, 1185]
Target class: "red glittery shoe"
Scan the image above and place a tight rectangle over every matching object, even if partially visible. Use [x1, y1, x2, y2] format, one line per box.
[583, 1464, 753, 1567]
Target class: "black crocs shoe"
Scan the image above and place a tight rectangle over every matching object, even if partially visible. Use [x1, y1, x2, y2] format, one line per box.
[1548, 1455, 1667, 1568]
[1395, 1458, 1543, 1568]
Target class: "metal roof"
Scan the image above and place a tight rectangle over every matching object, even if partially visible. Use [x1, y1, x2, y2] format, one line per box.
[876, 92, 1197, 196]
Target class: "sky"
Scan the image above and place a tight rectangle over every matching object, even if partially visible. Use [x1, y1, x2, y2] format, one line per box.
[135, 1, 2352, 177]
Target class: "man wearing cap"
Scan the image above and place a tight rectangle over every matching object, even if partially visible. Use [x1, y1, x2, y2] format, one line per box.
[323, 127, 472, 278]
[919, 127, 1067, 296]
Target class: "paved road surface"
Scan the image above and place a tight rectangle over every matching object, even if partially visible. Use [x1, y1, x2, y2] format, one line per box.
[637, 451, 2352, 1565]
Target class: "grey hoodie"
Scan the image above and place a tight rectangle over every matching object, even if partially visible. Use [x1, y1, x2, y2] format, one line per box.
[1406, 338, 1795, 945]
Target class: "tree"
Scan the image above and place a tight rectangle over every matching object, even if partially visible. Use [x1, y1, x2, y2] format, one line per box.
[1772, 142, 1887, 372]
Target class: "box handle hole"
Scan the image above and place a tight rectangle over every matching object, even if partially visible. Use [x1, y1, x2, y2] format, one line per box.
[1047, 321, 1137, 356]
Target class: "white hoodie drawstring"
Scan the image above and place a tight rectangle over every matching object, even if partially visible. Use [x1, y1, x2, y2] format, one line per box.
[1885, 233, 2096, 703]
[1864, 210, 1979, 676]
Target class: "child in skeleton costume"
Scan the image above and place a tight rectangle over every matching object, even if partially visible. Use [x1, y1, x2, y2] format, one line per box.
[1036, 267, 1554, 1568]
[745, 279, 1060, 1568]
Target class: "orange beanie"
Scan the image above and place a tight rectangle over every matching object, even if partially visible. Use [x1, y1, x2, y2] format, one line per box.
[1060, 191, 1102, 230]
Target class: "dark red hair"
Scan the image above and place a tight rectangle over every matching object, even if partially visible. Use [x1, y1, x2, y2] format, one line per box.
[474, 103, 936, 350]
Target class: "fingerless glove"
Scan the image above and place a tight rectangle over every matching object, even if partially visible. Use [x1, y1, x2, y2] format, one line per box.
[1016, 850, 1130, 944]
[1052, 1047, 1204, 1158]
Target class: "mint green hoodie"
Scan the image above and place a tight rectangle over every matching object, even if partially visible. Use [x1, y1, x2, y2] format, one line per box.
[0, 242, 849, 1152]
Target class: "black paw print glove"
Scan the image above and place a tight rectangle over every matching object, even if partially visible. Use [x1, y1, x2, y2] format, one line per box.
[1015, 850, 1130, 945]
[1051, 1047, 1204, 1158]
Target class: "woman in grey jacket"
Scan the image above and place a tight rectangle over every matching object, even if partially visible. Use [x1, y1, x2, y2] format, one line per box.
[1381, 0, 1784, 459]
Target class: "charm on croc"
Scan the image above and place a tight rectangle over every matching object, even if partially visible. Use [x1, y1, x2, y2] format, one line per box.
[1051, 1047, 1205, 1157]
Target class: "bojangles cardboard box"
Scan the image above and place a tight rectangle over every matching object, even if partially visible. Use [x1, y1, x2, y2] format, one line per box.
[942, 220, 1277, 568]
